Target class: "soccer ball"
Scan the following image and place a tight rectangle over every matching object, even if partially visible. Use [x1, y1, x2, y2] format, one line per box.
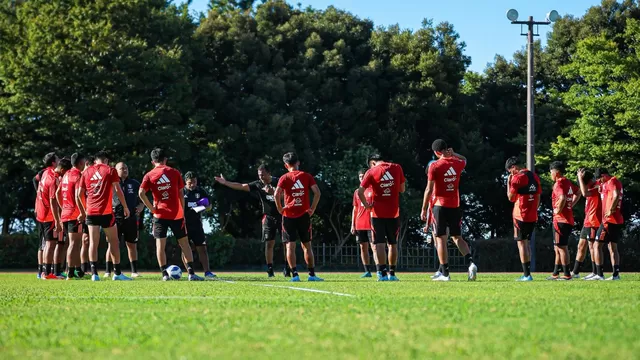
[167, 265, 182, 280]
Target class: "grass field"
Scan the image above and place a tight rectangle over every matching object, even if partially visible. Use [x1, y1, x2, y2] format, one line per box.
[1, 272, 639, 359]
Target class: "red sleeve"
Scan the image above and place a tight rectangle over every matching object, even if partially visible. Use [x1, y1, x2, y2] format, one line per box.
[614, 179, 622, 192]
[561, 179, 571, 194]
[307, 173, 317, 186]
[140, 173, 150, 191]
[360, 169, 373, 188]
[397, 165, 405, 184]
[47, 179, 57, 199]
[427, 164, 436, 182]
[353, 191, 358, 206]
[110, 168, 119, 183]
[509, 174, 525, 194]
[277, 175, 288, 189]
[78, 172, 86, 190]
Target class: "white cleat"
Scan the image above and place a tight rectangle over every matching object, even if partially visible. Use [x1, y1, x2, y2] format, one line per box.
[104, 272, 111, 279]
[468, 263, 477, 281]
[605, 275, 621, 281]
[162, 275, 172, 281]
[570, 272, 581, 279]
[432, 274, 451, 282]
[131, 272, 142, 278]
[582, 273, 595, 280]
[430, 271, 442, 279]
[585, 275, 604, 281]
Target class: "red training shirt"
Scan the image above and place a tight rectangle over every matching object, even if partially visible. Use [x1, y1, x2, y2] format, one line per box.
[600, 176, 623, 224]
[277, 170, 317, 218]
[79, 164, 119, 216]
[428, 157, 466, 208]
[583, 180, 602, 228]
[353, 188, 374, 230]
[59, 167, 82, 222]
[552, 176, 578, 225]
[35, 167, 58, 222]
[140, 165, 185, 220]
[360, 162, 405, 219]
[509, 169, 541, 223]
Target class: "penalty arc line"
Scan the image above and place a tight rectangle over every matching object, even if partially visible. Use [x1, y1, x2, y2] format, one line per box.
[222, 280, 355, 297]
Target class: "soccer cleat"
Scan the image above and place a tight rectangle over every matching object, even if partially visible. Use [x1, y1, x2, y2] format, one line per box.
[37, 272, 42, 279]
[91, 274, 100, 281]
[131, 272, 142, 278]
[430, 271, 443, 279]
[557, 275, 572, 281]
[112, 274, 132, 281]
[360, 271, 372, 278]
[570, 272, 581, 279]
[388, 275, 400, 281]
[432, 274, 451, 282]
[104, 272, 111, 279]
[376, 272, 388, 281]
[516, 275, 533, 282]
[290, 275, 301, 282]
[308, 275, 324, 282]
[267, 269, 275, 278]
[585, 275, 604, 281]
[188, 274, 204, 281]
[204, 271, 217, 280]
[283, 268, 291, 277]
[162, 275, 172, 281]
[468, 263, 478, 281]
[582, 273, 595, 280]
[58, 272, 67, 278]
[605, 275, 621, 281]
[546, 275, 559, 281]
[44, 273, 61, 280]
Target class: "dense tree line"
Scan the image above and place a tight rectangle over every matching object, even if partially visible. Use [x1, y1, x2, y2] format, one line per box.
[0, 0, 638, 245]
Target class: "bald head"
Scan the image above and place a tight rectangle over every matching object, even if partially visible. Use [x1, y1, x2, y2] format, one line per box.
[116, 162, 128, 180]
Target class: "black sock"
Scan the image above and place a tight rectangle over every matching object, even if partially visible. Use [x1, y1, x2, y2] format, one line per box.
[522, 262, 531, 277]
[562, 265, 570, 277]
[186, 262, 195, 275]
[376, 264, 388, 276]
[553, 264, 560, 276]
[113, 263, 121, 276]
[438, 264, 444, 274]
[53, 263, 60, 275]
[38, 264, 43, 274]
[613, 265, 620, 277]
[90, 262, 98, 276]
[131, 260, 138, 273]
[45, 264, 52, 275]
[291, 266, 298, 277]
[285, 264, 291, 272]
[161, 264, 169, 277]
[77, 266, 85, 277]
[267, 263, 274, 272]
[106, 261, 113, 273]
[573, 261, 583, 275]
[389, 265, 396, 276]
[596, 265, 603, 277]
[591, 261, 597, 274]
[69, 267, 77, 278]
[308, 267, 316, 277]
[81, 262, 89, 272]
[464, 254, 473, 266]
[442, 263, 449, 277]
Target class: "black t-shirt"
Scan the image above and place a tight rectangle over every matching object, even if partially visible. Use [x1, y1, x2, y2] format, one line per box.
[248, 177, 279, 218]
[113, 178, 140, 218]
[184, 186, 209, 228]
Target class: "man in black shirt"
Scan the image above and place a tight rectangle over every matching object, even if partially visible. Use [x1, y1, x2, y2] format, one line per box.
[183, 171, 216, 280]
[216, 164, 291, 277]
[106, 162, 145, 278]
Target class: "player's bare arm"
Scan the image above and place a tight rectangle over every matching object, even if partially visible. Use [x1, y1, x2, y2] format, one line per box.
[75, 186, 86, 222]
[570, 191, 581, 209]
[350, 205, 357, 234]
[420, 180, 435, 221]
[274, 187, 284, 214]
[309, 184, 321, 216]
[607, 188, 621, 217]
[138, 188, 155, 213]
[113, 182, 130, 218]
[577, 168, 590, 197]
[215, 174, 250, 192]
[357, 187, 370, 209]
[399, 181, 406, 193]
[50, 188, 62, 232]
[506, 174, 517, 202]
[554, 194, 567, 215]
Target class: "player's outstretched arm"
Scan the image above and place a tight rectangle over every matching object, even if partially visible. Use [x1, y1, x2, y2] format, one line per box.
[214, 174, 250, 192]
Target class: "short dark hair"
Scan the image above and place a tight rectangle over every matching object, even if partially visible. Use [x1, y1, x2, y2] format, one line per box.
[71, 153, 85, 168]
[583, 169, 594, 181]
[43, 152, 57, 167]
[358, 168, 368, 175]
[184, 171, 196, 181]
[94, 151, 109, 162]
[86, 156, 95, 165]
[505, 156, 520, 171]
[257, 164, 270, 173]
[366, 154, 383, 166]
[283, 152, 298, 165]
[549, 161, 565, 173]
[432, 139, 448, 152]
[57, 158, 72, 171]
[151, 148, 167, 163]
[595, 168, 609, 178]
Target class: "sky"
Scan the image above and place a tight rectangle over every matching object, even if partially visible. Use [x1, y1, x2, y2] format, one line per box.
[189, 0, 601, 73]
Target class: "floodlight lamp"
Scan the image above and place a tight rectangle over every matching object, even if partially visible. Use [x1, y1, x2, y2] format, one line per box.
[506, 9, 519, 22]
[547, 10, 559, 22]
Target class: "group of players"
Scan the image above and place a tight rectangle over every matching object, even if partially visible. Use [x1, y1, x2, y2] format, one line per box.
[33, 137, 624, 282]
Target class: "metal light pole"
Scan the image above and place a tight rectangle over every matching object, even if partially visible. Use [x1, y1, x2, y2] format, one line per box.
[507, 9, 559, 272]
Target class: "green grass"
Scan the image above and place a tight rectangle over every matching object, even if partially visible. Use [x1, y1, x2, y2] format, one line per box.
[1, 272, 639, 359]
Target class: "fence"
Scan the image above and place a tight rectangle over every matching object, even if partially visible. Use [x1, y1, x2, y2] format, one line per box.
[313, 243, 467, 271]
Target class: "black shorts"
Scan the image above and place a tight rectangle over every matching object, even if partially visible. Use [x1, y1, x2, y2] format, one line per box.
[282, 214, 311, 243]
[64, 220, 85, 235]
[355, 230, 372, 243]
[553, 222, 573, 246]
[152, 217, 188, 239]
[514, 220, 536, 241]
[262, 215, 281, 242]
[371, 217, 399, 245]
[38, 221, 56, 250]
[186, 223, 206, 246]
[596, 223, 624, 244]
[86, 214, 116, 229]
[580, 226, 598, 242]
[117, 216, 138, 243]
[432, 206, 462, 237]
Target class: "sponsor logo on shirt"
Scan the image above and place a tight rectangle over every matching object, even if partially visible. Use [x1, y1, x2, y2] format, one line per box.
[157, 174, 171, 191]
[444, 166, 457, 186]
[291, 180, 305, 199]
[380, 171, 395, 196]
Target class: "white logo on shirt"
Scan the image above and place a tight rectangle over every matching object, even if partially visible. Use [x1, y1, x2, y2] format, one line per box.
[90, 172, 102, 181]
[291, 180, 304, 190]
[529, 184, 537, 192]
[157, 174, 171, 191]
[445, 167, 457, 176]
[568, 187, 573, 195]
[381, 171, 394, 181]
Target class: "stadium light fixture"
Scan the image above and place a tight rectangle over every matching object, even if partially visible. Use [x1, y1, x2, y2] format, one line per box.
[506, 9, 518, 22]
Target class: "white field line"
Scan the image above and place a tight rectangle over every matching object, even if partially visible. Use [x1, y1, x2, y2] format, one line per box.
[222, 280, 355, 297]
[44, 295, 236, 300]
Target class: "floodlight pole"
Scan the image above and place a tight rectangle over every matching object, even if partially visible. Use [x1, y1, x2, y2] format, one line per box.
[511, 16, 551, 272]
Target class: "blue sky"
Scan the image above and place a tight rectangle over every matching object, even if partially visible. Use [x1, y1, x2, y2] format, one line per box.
[188, 0, 601, 73]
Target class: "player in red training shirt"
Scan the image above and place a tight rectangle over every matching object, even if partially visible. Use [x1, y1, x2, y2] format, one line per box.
[51, 159, 72, 278]
[56, 153, 86, 279]
[139, 148, 203, 281]
[591, 168, 624, 281]
[505, 157, 541, 282]
[421, 139, 477, 282]
[358, 154, 405, 281]
[35, 152, 62, 279]
[274, 152, 322, 282]
[351, 169, 375, 278]
[77, 151, 132, 281]
[549, 161, 581, 281]
[573, 168, 602, 280]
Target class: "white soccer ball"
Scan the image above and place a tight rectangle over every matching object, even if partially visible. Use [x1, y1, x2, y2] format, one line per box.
[167, 265, 182, 280]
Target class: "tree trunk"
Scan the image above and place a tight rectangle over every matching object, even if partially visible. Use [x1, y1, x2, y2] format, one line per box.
[2, 216, 10, 235]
